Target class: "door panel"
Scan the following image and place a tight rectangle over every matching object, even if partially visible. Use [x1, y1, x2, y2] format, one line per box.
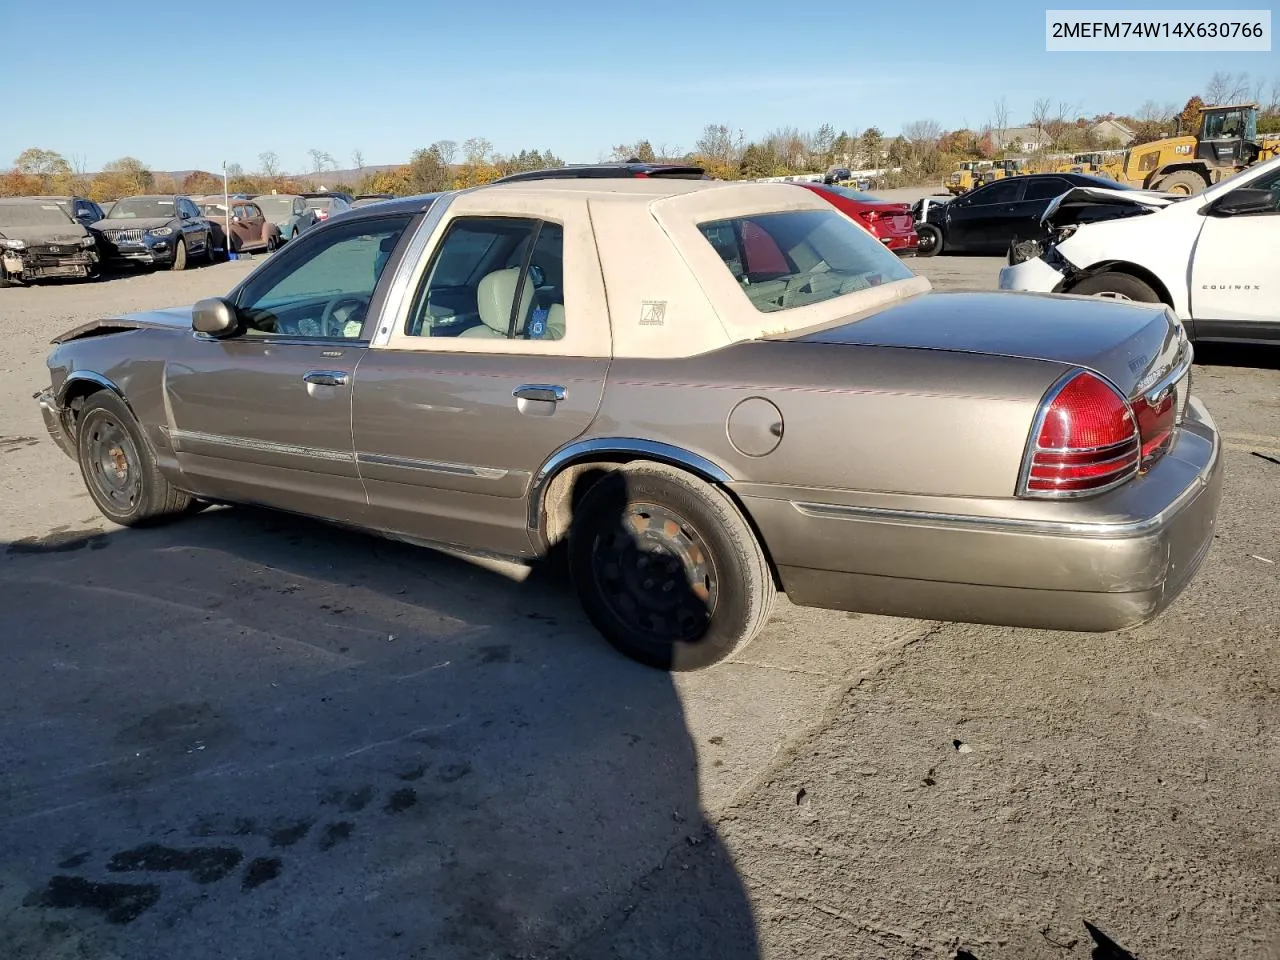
[1191, 213, 1278, 325]
[164, 337, 368, 523]
[352, 351, 608, 556]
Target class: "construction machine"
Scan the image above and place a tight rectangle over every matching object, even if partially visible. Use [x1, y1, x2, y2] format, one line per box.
[943, 160, 990, 195]
[1105, 103, 1280, 195]
[975, 158, 1028, 186]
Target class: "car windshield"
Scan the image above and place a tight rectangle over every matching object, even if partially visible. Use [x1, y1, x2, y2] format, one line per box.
[821, 185, 883, 203]
[698, 209, 914, 314]
[106, 197, 175, 219]
[304, 198, 332, 210]
[0, 202, 74, 228]
[255, 196, 294, 216]
[199, 204, 228, 216]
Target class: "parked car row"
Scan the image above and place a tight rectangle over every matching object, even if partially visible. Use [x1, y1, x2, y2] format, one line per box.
[0, 189, 348, 287]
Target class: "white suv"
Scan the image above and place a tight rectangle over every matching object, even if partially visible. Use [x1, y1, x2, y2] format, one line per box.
[999, 155, 1280, 344]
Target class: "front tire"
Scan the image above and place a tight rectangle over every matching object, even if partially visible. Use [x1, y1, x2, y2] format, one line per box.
[76, 392, 193, 527]
[170, 237, 187, 271]
[915, 223, 942, 257]
[1068, 272, 1160, 303]
[1155, 170, 1207, 196]
[568, 464, 775, 671]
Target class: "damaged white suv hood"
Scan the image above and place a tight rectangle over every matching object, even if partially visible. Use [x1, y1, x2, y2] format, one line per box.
[1039, 186, 1181, 228]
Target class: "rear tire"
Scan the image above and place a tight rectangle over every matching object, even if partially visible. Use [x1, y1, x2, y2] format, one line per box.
[201, 231, 216, 263]
[76, 392, 193, 527]
[1155, 170, 1207, 196]
[567, 464, 775, 671]
[1068, 272, 1160, 303]
[170, 238, 187, 271]
[915, 223, 942, 257]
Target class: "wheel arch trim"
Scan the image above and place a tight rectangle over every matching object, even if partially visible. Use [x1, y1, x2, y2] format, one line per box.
[526, 437, 735, 550]
[56, 371, 132, 410]
[1061, 260, 1177, 309]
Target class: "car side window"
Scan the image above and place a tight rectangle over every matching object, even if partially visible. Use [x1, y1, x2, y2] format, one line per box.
[1023, 178, 1070, 202]
[972, 180, 1023, 205]
[232, 214, 413, 340]
[405, 217, 566, 341]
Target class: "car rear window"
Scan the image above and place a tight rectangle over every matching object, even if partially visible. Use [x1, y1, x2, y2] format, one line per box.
[697, 209, 914, 313]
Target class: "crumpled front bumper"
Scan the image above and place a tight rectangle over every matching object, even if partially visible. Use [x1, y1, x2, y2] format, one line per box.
[998, 256, 1067, 293]
[35, 388, 77, 460]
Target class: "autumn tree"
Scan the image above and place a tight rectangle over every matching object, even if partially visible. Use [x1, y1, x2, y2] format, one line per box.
[404, 145, 451, 193]
[182, 171, 223, 195]
[1178, 96, 1205, 134]
[90, 157, 154, 201]
[14, 148, 73, 191]
[0, 169, 42, 197]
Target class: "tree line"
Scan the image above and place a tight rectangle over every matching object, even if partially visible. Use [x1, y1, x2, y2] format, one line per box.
[4, 71, 1277, 201]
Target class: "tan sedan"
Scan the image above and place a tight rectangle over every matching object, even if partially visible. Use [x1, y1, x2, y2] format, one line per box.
[36, 180, 1222, 670]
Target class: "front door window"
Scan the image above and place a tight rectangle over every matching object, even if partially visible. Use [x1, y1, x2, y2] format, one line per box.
[234, 214, 413, 339]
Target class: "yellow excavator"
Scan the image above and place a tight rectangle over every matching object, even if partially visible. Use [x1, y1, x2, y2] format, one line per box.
[1101, 103, 1280, 195]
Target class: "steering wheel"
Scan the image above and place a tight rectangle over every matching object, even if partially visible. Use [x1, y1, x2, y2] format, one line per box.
[319, 295, 370, 337]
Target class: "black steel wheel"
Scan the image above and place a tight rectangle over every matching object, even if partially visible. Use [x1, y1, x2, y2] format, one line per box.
[568, 464, 775, 671]
[76, 392, 194, 526]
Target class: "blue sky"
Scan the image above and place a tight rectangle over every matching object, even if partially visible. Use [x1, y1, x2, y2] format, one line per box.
[2, 0, 1275, 173]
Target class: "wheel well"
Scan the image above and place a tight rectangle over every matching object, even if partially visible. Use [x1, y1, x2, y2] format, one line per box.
[536, 456, 783, 590]
[1063, 260, 1175, 307]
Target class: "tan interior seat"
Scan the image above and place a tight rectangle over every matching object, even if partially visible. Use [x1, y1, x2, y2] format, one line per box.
[459, 267, 533, 339]
[545, 303, 565, 340]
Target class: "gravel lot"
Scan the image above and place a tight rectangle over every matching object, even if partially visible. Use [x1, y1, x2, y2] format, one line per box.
[1, 240, 1277, 960]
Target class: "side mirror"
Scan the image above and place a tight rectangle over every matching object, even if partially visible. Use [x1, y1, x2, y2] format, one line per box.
[192, 297, 239, 337]
[1206, 188, 1276, 217]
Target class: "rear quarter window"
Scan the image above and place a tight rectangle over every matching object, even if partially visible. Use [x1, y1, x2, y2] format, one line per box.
[697, 209, 914, 313]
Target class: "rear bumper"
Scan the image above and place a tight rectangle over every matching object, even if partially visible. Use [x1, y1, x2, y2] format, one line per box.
[735, 398, 1223, 632]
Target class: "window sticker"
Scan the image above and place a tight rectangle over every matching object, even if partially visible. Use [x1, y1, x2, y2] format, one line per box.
[639, 300, 667, 326]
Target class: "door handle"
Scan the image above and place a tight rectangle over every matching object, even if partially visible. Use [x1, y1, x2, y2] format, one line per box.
[303, 370, 349, 386]
[513, 384, 565, 402]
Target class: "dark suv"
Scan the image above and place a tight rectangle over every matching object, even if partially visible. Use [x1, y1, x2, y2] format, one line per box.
[495, 162, 709, 184]
[94, 195, 215, 270]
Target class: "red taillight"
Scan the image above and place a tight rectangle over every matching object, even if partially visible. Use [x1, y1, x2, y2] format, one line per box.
[1022, 371, 1140, 497]
[1131, 391, 1176, 460]
[316, 209, 328, 220]
[860, 209, 880, 224]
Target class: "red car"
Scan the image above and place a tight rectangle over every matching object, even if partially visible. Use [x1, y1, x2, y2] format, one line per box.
[796, 183, 919, 255]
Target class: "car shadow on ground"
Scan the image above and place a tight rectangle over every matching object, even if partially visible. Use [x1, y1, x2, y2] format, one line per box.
[1193, 341, 1280, 371]
[0, 497, 760, 959]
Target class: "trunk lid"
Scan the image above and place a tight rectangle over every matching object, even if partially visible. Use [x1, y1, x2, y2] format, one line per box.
[788, 290, 1187, 400]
